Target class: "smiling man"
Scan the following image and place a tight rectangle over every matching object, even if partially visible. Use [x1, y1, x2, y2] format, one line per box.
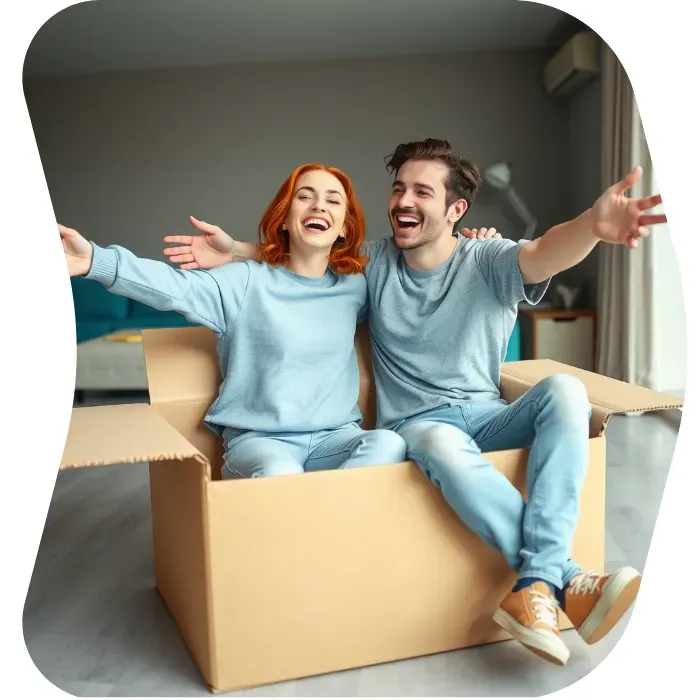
[162, 138, 666, 667]
[361, 138, 663, 666]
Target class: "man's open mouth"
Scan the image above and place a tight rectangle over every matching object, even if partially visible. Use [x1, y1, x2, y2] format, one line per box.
[394, 214, 422, 232]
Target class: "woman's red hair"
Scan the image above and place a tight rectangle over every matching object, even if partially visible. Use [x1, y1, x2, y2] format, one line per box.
[257, 163, 368, 275]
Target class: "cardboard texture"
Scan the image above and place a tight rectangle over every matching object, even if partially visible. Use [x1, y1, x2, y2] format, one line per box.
[58, 325, 683, 693]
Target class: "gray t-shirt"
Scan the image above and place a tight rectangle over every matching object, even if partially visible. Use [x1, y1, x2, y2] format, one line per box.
[362, 235, 549, 429]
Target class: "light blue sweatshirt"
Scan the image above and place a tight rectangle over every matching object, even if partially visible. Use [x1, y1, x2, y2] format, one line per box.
[85, 243, 368, 436]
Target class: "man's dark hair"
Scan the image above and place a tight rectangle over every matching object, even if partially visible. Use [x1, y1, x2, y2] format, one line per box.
[385, 138, 482, 230]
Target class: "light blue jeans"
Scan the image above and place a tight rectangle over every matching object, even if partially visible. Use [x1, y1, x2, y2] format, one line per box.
[222, 422, 407, 480]
[395, 375, 591, 590]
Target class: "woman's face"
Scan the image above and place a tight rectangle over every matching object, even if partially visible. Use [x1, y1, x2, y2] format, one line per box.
[283, 170, 348, 253]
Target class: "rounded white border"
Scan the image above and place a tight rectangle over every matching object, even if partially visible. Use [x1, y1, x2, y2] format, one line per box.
[2, 1, 695, 698]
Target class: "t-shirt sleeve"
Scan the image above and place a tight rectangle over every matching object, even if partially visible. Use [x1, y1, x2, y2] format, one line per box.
[361, 237, 391, 279]
[474, 238, 550, 305]
[360, 239, 383, 261]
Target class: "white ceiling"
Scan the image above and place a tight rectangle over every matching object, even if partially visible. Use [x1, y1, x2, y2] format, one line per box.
[24, 0, 573, 77]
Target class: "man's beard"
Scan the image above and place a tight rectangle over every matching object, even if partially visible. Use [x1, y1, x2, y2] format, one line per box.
[389, 206, 447, 250]
[390, 220, 442, 250]
[391, 232, 429, 250]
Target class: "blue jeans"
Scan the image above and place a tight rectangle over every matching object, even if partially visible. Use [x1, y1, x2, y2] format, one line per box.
[222, 422, 407, 479]
[395, 375, 591, 590]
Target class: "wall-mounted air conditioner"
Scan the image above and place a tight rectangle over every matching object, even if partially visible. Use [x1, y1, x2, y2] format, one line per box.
[543, 31, 600, 97]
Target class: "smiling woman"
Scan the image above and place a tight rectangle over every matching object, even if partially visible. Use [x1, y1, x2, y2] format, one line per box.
[56, 162, 409, 480]
[258, 163, 368, 275]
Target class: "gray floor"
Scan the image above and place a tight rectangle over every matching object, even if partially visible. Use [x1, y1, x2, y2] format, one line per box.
[24, 391, 682, 697]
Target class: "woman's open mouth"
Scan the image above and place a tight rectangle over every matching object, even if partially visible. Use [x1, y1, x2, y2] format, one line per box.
[302, 217, 331, 233]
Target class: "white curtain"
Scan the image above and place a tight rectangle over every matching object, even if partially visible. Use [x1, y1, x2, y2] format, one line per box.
[596, 46, 686, 394]
[646, 170, 687, 395]
[596, 46, 655, 388]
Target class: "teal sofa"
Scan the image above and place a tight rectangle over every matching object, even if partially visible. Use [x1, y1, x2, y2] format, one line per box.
[504, 318, 521, 362]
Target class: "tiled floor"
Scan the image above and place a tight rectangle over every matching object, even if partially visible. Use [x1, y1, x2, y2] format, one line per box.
[23, 391, 683, 696]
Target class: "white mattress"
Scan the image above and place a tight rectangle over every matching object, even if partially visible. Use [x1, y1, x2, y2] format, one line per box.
[75, 333, 148, 390]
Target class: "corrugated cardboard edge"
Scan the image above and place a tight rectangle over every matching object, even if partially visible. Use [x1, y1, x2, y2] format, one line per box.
[202, 483, 220, 691]
[60, 403, 212, 480]
[594, 406, 683, 434]
[63, 452, 209, 471]
[501, 359, 684, 436]
[147, 456, 215, 688]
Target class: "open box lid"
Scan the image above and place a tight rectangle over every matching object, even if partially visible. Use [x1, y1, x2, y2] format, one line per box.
[500, 359, 684, 436]
[141, 327, 221, 406]
[59, 403, 210, 477]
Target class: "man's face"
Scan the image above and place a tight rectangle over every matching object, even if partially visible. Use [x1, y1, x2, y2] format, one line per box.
[387, 159, 464, 250]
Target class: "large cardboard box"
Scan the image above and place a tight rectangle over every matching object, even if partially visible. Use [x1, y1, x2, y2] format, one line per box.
[58, 325, 683, 693]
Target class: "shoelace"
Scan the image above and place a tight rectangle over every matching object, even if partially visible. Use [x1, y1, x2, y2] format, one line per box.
[569, 571, 604, 596]
[530, 589, 558, 629]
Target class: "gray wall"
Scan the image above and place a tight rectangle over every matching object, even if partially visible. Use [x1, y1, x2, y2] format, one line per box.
[24, 50, 573, 261]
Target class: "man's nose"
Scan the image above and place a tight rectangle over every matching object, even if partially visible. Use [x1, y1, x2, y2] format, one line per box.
[397, 192, 415, 209]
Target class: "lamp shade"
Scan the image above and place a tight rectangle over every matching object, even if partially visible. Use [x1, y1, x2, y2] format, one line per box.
[484, 162, 511, 190]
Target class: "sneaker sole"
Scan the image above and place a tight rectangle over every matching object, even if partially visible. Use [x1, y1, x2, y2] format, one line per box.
[493, 608, 570, 666]
[577, 566, 641, 644]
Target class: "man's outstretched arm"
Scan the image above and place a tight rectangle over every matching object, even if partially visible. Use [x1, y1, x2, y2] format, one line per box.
[163, 216, 257, 270]
[518, 166, 666, 284]
[163, 217, 503, 270]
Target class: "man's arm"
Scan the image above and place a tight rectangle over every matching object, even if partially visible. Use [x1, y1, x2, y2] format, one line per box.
[163, 216, 257, 270]
[163, 218, 504, 271]
[517, 210, 598, 284]
[517, 166, 665, 284]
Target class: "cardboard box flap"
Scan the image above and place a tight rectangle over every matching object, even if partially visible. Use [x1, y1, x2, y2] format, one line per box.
[141, 327, 221, 406]
[60, 403, 210, 476]
[501, 359, 683, 434]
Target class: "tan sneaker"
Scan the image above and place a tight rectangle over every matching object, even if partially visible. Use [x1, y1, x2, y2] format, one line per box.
[493, 582, 570, 666]
[564, 567, 641, 644]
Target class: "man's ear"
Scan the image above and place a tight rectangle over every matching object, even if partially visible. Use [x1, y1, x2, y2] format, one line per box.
[448, 199, 469, 224]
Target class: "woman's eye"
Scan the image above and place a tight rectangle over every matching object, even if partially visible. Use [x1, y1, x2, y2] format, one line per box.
[328, 200, 341, 205]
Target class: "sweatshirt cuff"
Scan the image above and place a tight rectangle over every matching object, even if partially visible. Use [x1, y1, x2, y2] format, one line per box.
[85, 243, 118, 287]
